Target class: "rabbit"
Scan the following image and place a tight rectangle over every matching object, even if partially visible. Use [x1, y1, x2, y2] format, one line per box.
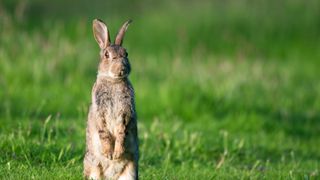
[84, 19, 138, 180]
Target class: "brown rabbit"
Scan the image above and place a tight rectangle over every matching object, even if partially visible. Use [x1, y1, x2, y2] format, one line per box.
[84, 19, 138, 180]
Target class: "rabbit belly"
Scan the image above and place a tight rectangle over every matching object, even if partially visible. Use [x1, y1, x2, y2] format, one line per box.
[92, 131, 102, 156]
[101, 159, 126, 178]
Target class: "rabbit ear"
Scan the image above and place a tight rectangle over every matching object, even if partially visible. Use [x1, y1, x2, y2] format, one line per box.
[93, 19, 111, 49]
[115, 20, 132, 46]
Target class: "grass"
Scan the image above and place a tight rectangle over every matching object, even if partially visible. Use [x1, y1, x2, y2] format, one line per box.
[1, 0, 320, 179]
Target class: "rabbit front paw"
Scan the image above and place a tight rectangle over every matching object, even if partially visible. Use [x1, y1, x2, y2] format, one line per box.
[103, 148, 113, 160]
[113, 146, 125, 159]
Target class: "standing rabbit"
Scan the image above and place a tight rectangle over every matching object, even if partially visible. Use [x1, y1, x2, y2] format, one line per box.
[84, 19, 138, 180]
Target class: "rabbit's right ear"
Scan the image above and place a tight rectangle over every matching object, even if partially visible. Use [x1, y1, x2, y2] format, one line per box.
[93, 19, 111, 49]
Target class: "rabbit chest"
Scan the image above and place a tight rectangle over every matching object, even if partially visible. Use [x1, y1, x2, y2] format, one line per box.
[93, 81, 134, 133]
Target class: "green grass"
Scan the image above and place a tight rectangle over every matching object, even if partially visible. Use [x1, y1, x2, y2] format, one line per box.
[1, 0, 320, 179]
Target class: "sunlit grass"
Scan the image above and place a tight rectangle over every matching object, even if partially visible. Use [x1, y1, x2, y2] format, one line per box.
[1, 0, 320, 179]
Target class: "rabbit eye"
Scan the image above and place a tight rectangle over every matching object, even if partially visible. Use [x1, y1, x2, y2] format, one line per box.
[105, 51, 109, 58]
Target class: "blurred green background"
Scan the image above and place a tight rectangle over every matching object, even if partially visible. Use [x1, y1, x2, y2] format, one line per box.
[0, 0, 319, 179]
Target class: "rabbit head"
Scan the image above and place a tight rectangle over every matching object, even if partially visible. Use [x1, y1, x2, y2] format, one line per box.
[93, 19, 132, 80]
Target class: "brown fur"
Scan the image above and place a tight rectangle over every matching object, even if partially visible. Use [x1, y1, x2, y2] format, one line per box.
[84, 19, 138, 180]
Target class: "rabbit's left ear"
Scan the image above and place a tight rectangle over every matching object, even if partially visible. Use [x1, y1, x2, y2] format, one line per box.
[93, 19, 111, 49]
[115, 20, 132, 46]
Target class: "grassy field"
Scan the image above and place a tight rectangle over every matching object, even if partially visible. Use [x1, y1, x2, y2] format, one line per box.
[1, 0, 320, 179]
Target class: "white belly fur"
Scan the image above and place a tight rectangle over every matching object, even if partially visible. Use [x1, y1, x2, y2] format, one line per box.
[92, 131, 102, 157]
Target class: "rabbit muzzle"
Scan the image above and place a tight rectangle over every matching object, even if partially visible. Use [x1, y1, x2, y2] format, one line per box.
[111, 62, 127, 77]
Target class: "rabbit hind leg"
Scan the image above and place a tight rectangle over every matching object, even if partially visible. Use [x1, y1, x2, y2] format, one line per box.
[84, 153, 102, 180]
[118, 161, 137, 180]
